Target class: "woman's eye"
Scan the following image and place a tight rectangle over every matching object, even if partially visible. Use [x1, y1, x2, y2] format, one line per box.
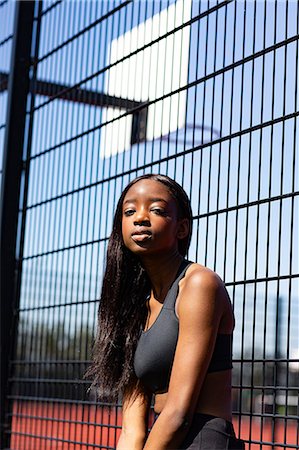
[124, 209, 135, 216]
[151, 208, 166, 216]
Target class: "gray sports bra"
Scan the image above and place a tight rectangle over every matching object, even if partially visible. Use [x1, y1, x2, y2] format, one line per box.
[133, 260, 233, 394]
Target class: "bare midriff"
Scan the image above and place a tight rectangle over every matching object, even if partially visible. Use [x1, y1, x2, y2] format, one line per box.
[153, 369, 232, 422]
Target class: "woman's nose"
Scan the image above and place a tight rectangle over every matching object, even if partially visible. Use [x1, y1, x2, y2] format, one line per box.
[134, 209, 150, 224]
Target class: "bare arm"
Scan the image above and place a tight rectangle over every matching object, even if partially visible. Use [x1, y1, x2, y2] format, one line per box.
[143, 269, 223, 450]
[117, 385, 152, 450]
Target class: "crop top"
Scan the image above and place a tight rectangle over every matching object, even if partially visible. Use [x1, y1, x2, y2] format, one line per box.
[133, 260, 233, 394]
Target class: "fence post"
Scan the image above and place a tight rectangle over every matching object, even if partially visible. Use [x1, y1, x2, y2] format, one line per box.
[0, 2, 35, 447]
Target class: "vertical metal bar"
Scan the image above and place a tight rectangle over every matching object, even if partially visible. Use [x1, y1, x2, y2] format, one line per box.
[0, 1, 35, 447]
[270, 2, 278, 448]
[157, 0, 170, 170]
[247, 2, 257, 447]
[290, 6, 299, 450]
[66, 5, 81, 446]
[223, 1, 238, 429]
[182, 1, 195, 214]
[89, 2, 105, 440]
[235, 0, 247, 439]
[57, 3, 76, 446]
[279, 2, 289, 445]
[81, 3, 95, 446]
[19, 1, 42, 446]
[259, 2, 268, 446]
[47, 2, 63, 444]
[192, 3, 202, 265]
[202, 0, 210, 268]
[205, 0, 217, 269]
[214, 1, 227, 277]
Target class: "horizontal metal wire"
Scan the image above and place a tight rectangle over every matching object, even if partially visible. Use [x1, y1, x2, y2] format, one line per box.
[243, 440, 298, 450]
[11, 360, 89, 364]
[233, 358, 299, 363]
[8, 412, 121, 429]
[7, 394, 118, 407]
[193, 192, 299, 219]
[10, 372, 299, 386]
[8, 376, 299, 393]
[5, 430, 116, 449]
[0, 411, 257, 429]
[8, 376, 299, 389]
[21, 236, 107, 260]
[0, 34, 13, 47]
[37, 0, 132, 63]
[4, 409, 283, 423]
[10, 357, 299, 366]
[9, 377, 91, 385]
[0, 77, 7, 91]
[40, 0, 62, 18]
[17, 297, 99, 312]
[226, 273, 299, 285]
[232, 412, 299, 422]
[232, 386, 299, 393]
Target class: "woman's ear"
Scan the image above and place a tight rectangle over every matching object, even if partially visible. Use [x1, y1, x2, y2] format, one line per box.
[176, 218, 189, 240]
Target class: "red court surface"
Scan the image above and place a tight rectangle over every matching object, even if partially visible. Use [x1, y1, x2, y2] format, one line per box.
[10, 402, 298, 450]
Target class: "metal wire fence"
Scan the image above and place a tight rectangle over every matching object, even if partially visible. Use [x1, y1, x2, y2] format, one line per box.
[1, 1, 298, 449]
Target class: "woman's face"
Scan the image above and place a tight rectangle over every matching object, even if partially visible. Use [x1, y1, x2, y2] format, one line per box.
[121, 179, 186, 256]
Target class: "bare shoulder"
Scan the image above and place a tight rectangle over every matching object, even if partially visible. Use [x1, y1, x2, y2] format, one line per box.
[180, 263, 224, 294]
[176, 263, 227, 320]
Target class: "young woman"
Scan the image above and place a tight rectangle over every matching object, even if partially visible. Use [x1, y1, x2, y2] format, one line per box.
[87, 174, 244, 449]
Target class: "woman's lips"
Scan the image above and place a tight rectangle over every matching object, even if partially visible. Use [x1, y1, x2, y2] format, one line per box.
[131, 231, 152, 242]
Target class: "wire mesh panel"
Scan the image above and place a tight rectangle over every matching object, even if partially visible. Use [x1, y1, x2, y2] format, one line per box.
[1, 0, 298, 449]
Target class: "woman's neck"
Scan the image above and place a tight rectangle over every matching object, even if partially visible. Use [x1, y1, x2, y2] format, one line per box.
[140, 252, 184, 302]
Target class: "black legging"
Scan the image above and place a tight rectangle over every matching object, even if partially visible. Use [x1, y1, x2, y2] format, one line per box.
[179, 413, 245, 450]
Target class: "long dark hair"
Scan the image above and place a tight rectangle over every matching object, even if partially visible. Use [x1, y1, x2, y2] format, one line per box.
[85, 174, 193, 401]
